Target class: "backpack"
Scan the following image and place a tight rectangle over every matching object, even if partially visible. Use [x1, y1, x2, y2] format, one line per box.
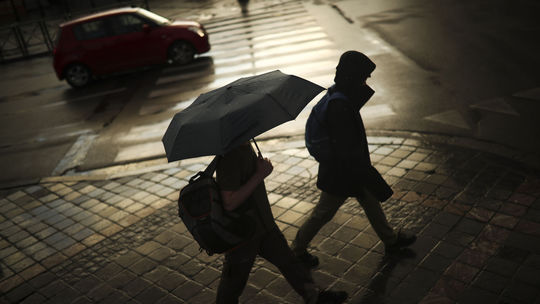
[305, 89, 348, 162]
[177, 156, 254, 255]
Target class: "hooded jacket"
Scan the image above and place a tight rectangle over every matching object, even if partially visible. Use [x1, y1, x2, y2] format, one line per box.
[316, 84, 393, 201]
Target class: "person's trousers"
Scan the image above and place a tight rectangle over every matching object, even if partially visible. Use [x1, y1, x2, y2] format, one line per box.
[216, 229, 319, 304]
[292, 188, 397, 254]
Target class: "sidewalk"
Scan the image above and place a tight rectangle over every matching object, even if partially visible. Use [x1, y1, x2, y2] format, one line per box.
[1, 134, 540, 304]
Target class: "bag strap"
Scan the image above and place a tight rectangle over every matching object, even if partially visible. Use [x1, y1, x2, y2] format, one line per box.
[203, 155, 221, 176]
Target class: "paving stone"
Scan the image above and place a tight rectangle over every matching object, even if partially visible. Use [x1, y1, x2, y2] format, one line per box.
[431, 276, 467, 301]
[73, 274, 102, 293]
[457, 286, 499, 304]
[501, 281, 539, 303]
[155, 293, 184, 304]
[134, 285, 168, 303]
[123, 276, 152, 297]
[18, 292, 47, 304]
[351, 232, 379, 249]
[390, 280, 429, 303]
[484, 256, 519, 278]
[130, 257, 158, 275]
[444, 261, 480, 283]
[319, 238, 346, 256]
[457, 249, 490, 268]
[5, 282, 34, 303]
[157, 272, 187, 292]
[143, 265, 170, 283]
[251, 268, 278, 289]
[455, 218, 485, 235]
[472, 270, 508, 294]
[193, 267, 221, 286]
[172, 280, 204, 301]
[107, 270, 137, 290]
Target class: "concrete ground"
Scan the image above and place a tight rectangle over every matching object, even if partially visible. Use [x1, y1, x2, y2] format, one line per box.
[1, 133, 540, 303]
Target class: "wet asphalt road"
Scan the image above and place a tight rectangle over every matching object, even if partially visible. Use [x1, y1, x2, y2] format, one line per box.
[1, 0, 540, 187]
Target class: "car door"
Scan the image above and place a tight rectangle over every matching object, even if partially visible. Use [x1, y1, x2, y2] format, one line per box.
[72, 18, 119, 74]
[108, 13, 162, 69]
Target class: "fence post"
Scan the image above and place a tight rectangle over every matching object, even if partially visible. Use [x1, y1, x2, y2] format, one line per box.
[13, 25, 28, 57]
[39, 20, 54, 52]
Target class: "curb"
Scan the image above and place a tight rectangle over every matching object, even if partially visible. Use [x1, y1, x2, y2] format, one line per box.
[3, 129, 539, 191]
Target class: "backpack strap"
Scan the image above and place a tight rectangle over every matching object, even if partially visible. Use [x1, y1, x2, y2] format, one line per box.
[203, 155, 221, 176]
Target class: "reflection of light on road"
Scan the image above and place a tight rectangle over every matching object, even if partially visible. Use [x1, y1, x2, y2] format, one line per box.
[115, 142, 165, 162]
[252, 26, 324, 42]
[120, 121, 170, 142]
[254, 33, 329, 51]
[361, 104, 396, 119]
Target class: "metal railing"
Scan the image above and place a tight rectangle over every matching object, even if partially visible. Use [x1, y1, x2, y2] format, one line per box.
[0, 0, 149, 63]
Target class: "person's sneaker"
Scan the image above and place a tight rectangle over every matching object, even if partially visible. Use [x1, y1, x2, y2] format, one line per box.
[385, 230, 417, 254]
[295, 251, 319, 268]
[316, 290, 348, 304]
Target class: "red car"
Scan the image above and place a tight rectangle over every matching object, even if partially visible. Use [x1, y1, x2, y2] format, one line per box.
[53, 7, 210, 88]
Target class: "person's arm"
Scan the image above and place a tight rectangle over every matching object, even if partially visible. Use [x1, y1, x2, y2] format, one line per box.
[220, 156, 273, 211]
[327, 98, 364, 160]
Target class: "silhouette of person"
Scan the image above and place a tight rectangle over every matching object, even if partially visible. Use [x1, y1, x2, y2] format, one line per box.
[292, 51, 417, 267]
[237, 0, 249, 14]
[215, 141, 347, 303]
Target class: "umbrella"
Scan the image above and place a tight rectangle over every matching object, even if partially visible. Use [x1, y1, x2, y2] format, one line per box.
[162, 70, 324, 161]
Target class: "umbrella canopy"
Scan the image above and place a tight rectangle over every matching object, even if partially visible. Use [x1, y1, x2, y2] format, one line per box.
[162, 70, 324, 161]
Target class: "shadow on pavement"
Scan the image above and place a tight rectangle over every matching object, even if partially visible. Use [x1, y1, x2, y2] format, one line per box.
[352, 249, 417, 304]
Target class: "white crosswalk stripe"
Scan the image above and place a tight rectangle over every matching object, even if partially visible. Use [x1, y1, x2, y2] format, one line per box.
[147, 0, 339, 108]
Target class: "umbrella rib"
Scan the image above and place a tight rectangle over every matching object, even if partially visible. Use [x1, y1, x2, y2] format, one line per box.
[264, 92, 295, 119]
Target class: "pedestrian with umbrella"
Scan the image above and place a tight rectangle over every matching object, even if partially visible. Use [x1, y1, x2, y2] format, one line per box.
[162, 70, 348, 304]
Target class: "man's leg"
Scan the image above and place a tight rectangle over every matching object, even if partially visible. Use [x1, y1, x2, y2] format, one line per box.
[356, 188, 397, 245]
[260, 230, 320, 303]
[292, 191, 346, 255]
[216, 241, 258, 304]
[357, 188, 417, 253]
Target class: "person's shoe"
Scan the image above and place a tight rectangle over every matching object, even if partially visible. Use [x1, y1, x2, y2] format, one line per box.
[295, 251, 319, 268]
[385, 230, 417, 254]
[316, 290, 348, 304]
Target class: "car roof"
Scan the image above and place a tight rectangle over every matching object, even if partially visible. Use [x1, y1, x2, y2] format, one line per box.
[60, 7, 140, 27]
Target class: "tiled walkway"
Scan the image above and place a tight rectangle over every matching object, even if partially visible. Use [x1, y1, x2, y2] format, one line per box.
[1, 136, 540, 303]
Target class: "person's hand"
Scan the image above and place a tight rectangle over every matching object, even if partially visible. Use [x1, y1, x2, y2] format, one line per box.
[255, 157, 273, 179]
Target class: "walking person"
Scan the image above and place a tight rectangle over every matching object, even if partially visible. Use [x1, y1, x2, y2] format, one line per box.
[216, 141, 347, 304]
[292, 51, 417, 267]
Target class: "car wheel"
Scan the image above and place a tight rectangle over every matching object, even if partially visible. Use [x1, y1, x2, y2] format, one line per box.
[168, 41, 195, 65]
[65, 64, 91, 88]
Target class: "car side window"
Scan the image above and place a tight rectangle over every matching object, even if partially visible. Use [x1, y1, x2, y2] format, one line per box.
[73, 19, 108, 40]
[110, 14, 146, 36]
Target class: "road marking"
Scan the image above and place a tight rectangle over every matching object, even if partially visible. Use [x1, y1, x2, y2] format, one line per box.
[147, 1, 340, 105]
[424, 110, 471, 129]
[470, 97, 520, 116]
[52, 134, 97, 176]
[1, 87, 127, 115]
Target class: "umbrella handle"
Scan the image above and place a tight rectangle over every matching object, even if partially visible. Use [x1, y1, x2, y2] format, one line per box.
[252, 138, 262, 158]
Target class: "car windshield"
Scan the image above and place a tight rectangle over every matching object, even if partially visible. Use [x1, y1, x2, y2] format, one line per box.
[136, 8, 171, 25]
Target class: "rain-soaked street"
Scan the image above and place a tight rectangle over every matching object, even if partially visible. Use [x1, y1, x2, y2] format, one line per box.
[1, 0, 540, 186]
[1, 0, 540, 303]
